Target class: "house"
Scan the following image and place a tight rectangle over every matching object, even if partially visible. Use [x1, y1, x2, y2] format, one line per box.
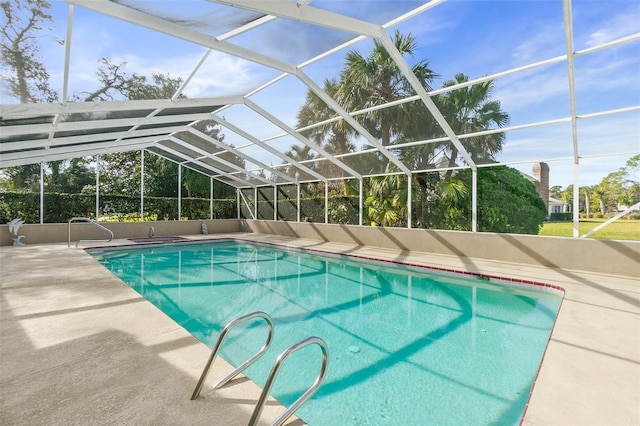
[524, 162, 569, 216]
[549, 196, 569, 214]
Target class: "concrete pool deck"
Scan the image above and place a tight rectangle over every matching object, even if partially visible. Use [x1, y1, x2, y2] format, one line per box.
[1, 233, 638, 425]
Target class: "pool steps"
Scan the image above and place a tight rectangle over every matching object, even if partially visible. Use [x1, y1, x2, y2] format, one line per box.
[251, 336, 329, 426]
[191, 311, 274, 399]
[191, 311, 329, 426]
[67, 217, 114, 248]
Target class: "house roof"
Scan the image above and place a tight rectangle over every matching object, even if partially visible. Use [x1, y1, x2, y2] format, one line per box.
[549, 196, 567, 205]
[1, 0, 639, 189]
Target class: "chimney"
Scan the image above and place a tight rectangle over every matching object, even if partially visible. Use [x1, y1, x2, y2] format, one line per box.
[533, 162, 549, 213]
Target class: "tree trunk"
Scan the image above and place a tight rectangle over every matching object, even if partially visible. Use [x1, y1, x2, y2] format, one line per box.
[13, 42, 30, 103]
[444, 147, 458, 181]
[584, 192, 591, 215]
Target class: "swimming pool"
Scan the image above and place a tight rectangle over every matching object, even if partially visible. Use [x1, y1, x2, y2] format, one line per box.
[90, 239, 563, 425]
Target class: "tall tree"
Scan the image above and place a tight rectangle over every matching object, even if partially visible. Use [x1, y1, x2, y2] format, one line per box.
[550, 185, 563, 200]
[436, 73, 509, 179]
[126, 71, 183, 101]
[336, 30, 438, 151]
[297, 79, 337, 146]
[617, 154, 640, 207]
[596, 171, 629, 213]
[580, 186, 592, 216]
[0, 0, 57, 103]
[283, 144, 316, 181]
[295, 31, 439, 226]
[296, 79, 356, 184]
[0, 0, 56, 194]
[297, 79, 356, 153]
[592, 183, 608, 214]
[47, 158, 94, 193]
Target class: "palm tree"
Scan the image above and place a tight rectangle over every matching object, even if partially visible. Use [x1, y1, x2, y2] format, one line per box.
[292, 32, 511, 229]
[285, 144, 316, 162]
[436, 73, 509, 179]
[296, 79, 357, 182]
[333, 30, 438, 226]
[297, 78, 357, 155]
[336, 30, 438, 149]
[366, 174, 408, 227]
[282, 144, 317, 181]
[580, 186, 592, 216]
[592, 184, 607, 215]
[296, 79, 336, 146]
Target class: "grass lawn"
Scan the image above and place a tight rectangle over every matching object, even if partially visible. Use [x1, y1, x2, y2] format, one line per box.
[539, 219, 640, 241]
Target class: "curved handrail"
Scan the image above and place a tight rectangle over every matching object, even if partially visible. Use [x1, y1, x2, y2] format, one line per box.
[191, 311, 274, 400]
[249, 336, 329, 426]
[67, 217, 114, 248]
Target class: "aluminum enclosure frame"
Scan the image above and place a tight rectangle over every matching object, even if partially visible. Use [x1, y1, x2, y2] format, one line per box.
[1, 0, 639, 234]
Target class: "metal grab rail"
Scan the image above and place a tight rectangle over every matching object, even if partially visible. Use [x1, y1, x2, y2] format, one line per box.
[67, 217, 114, 248]
[191, 311, 274, 400]
[249, 336, 329, 426]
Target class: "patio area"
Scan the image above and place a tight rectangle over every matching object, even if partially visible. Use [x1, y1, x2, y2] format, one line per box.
[1, 233, 638, 425]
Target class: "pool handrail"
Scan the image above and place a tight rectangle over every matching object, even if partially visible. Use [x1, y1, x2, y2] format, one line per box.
[249, 336, 329, 426]
[191, 311, 274, 400]
[67, 217, 114, 248]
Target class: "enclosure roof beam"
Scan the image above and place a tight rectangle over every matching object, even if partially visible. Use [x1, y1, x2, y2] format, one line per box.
[147, 149, 234, 187]
[209, 113, 325, 183]
[562, 0, 579, 165]
[65, 0, 297, 74]
[244, 99, 363, 180]
[1, 126, 188, 153]
[0, 96, 241, 119]
[186, 127, 297, 185]
[166, 135, 273, 185]
[154, 143, 253, 187]
[2, 112, 217, 138]
[61, 4, 74, 104]
[209, 0, 381, 38]
[295, 71, 413, 176]
[0, 139, 157, 168]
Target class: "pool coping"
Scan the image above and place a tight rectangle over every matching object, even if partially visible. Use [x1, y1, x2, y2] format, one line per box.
[1, 232, 639, 425]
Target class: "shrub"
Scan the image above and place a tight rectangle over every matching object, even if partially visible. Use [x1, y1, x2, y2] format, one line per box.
[454, 167, 548, 234]
[0, 192, 238, 223]
[550, 212, 572, 221]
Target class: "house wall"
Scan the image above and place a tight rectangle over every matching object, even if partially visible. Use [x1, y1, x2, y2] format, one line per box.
[240, 220, 640, 277]
[550, 204, 564, 214]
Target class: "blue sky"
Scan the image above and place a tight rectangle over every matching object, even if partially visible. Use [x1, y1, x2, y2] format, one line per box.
[26, 1, 640, 187]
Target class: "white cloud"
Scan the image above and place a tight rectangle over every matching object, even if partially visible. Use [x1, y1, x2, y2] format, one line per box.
[186, 53, 269, 98]
[60, 46, 269, 100]
[584, 8, 640, 47]
[512, 20, 565, 63]
[493, 66, 569, 116]
[106, 50, 261, 98]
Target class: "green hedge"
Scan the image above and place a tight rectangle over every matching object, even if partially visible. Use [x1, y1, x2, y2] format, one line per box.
[250, 196, 359, 224]
[0, 191, 361, 224]
[549, 212, 572, 221]
[0, 192, 237, 223]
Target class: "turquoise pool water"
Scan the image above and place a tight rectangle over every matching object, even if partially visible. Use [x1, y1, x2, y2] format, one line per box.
[90, 240, 563, 425]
